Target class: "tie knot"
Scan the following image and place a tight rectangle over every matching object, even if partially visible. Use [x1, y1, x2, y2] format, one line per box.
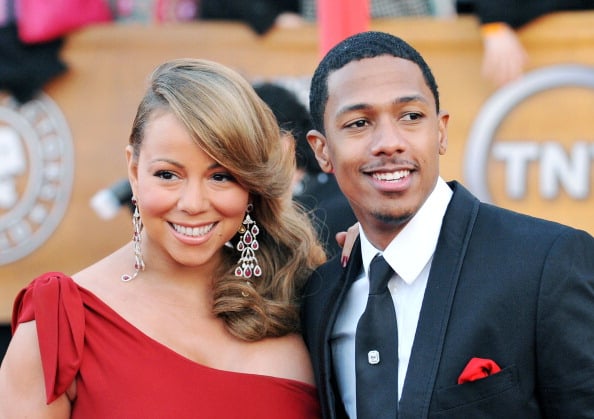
[368, 254, 393, 295]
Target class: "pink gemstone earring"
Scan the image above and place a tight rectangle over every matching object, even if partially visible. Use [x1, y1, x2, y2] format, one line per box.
[234, 203, 262, 279]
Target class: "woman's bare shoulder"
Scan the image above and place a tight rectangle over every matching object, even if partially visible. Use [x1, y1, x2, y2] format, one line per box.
[246, 333, 315, 385]
[0, 321, 71, 418]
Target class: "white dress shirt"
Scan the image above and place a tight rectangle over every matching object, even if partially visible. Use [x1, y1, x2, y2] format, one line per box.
[331, 177, 453, 418]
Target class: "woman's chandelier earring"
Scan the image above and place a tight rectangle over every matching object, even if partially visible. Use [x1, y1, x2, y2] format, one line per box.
[234, 203, 262, 279]
[121, 197, 145, 282]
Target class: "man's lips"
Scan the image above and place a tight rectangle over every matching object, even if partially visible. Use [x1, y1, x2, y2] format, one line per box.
[370, 169, 411, 181]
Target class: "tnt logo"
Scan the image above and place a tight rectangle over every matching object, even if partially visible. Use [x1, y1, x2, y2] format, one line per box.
[464, 65, 594, 232]
[492, 140, 594, 200]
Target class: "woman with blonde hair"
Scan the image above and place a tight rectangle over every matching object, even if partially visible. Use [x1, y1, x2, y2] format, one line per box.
[0, 58, 326, 418]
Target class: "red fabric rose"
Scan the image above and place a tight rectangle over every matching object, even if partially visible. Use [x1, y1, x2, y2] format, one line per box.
[457, 357, 502, 384]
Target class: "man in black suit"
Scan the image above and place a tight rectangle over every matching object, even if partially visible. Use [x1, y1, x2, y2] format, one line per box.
[301, 31, 594, 418]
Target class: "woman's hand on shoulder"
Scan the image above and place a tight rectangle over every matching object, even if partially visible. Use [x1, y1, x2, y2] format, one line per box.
[0, 321, 71, 418]
[336, 222, 359, 267]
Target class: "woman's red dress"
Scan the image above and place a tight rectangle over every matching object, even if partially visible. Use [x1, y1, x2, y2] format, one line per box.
[12, 272, 321, 418]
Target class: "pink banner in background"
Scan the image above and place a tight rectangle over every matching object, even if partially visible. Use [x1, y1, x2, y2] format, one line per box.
[0, 0, 8, 25]
[317, 0, 370, 56]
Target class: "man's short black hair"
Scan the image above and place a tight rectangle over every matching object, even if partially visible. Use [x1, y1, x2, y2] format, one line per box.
[309, 31, 440, 134]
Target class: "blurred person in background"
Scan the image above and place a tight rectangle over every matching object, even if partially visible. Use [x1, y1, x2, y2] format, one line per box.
[254, 82, 357, 259]
[198, 0, 303, 35]
[462, 0, 594, 86]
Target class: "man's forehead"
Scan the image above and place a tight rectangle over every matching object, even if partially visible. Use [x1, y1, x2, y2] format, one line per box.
[325, 57, 430, 105]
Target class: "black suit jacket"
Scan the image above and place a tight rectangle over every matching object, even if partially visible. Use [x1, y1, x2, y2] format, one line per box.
[301, 181, 594, 418]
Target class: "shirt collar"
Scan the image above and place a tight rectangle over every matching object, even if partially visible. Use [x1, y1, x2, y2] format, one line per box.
[360, 177, 453, 284]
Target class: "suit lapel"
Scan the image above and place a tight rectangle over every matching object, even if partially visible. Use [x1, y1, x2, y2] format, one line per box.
[320, 239, 363, 418]
[398, 182, 480, 419]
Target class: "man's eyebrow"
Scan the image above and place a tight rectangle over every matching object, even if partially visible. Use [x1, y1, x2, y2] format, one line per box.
[335, 103, 371, 118]
[336, 94, 431, 118]
[392, 94, 429, 105]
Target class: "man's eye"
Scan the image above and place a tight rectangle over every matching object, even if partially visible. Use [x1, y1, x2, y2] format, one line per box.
[402, 112, 423, 121]
[347, 119, 368, 128]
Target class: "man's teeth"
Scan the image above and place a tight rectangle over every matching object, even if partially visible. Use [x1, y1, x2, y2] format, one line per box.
[173, 223, 214, 237]
[373, 170, 410, 181]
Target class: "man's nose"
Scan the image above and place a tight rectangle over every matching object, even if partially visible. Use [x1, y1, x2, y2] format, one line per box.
[370, 116, 406, 156]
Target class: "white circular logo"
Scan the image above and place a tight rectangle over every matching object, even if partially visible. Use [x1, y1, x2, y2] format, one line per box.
[0, 93, 74, 265]
[464, 64, 594, 203]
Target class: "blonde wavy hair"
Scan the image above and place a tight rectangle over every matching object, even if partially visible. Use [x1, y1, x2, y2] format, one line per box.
[129, 58, 326, 341]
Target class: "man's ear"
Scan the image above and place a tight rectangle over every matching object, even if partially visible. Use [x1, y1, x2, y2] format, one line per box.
[307, 129, 334, 173]
[438, 111, 449, 155]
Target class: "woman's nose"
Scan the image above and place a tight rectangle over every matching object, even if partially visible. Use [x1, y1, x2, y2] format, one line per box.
[177, 181, 208, 213]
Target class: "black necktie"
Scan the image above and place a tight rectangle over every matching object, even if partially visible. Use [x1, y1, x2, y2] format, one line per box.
[355, 254, 399, 419]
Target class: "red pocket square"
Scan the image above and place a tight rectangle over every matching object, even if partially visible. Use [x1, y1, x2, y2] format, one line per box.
[457, 357, 502, 384]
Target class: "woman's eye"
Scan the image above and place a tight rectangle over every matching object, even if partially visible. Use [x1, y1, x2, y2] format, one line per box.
[155, 170, 177, 180]
[212, 172, 235, 182]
